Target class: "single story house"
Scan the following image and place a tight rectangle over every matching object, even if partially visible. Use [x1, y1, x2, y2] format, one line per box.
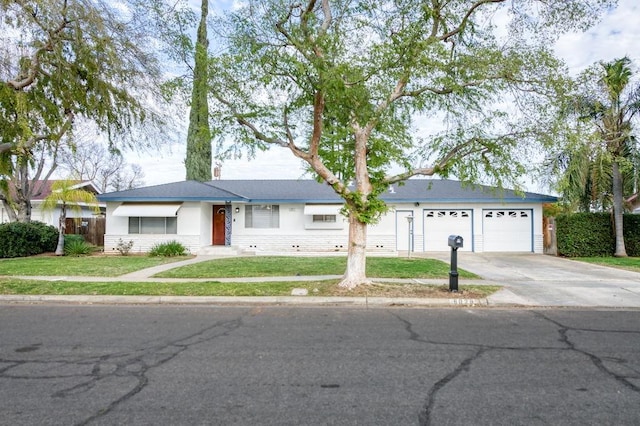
[0, 180, 104, 225]
[98, 179, 557, 255]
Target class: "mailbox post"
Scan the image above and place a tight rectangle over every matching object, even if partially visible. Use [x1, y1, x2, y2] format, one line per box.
[447, 235, 463, 292]
[406, 216, 414, 258]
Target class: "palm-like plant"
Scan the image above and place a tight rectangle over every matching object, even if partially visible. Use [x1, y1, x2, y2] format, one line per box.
[545, 142, 612, 212]
[550, 57, 640, 256]
[595, 58, 640, 256]
[41, 180, 100, 256]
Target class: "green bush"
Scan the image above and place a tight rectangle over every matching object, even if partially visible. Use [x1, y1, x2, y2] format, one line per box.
[32, 221, 59, 252]
[64, 234, 85, 246]
[149, 240, 188, 257]
[623, 214, 640, 257]
[0, 221, 58, 258]
[64, 235, 94, 256]
[556, 212, 640, 257]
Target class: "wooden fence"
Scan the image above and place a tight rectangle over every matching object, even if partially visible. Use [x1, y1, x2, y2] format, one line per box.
[65, 217, 105, 247]
[542, 216, 557, 255]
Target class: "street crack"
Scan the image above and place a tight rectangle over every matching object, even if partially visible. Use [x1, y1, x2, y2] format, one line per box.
[534, 311, 640, 393]
[0, 316, 246, 426]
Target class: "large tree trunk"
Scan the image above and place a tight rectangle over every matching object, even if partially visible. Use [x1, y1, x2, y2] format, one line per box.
[16, 198, 31, 223]
[612, 161, 627, 257]
[338, 213, 371, 289]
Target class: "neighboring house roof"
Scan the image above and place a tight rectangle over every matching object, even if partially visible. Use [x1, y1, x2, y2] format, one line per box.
[6, 180, 101, 201]
[98, 179, 557, 204]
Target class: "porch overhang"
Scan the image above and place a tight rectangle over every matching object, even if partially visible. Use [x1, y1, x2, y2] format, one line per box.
[112, 203, 182, 217]
[303, 204, 343, 215]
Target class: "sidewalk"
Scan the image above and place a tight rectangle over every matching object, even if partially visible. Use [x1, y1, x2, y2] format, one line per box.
[2, 254, 492, 308]
[3, 253, 640, 308]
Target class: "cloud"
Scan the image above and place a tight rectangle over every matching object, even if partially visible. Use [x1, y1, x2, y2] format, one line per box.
[554, 0, 639, 74]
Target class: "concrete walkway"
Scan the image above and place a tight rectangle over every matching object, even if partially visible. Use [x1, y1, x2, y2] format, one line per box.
[3, 253, 640, 308]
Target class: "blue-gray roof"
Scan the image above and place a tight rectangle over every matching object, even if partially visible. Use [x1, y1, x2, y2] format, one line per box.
[98, 181, 243, 202]
[98, 179, 557, 204]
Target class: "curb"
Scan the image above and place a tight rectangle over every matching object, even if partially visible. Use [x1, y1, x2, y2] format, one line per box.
[0, 294, 490, 308]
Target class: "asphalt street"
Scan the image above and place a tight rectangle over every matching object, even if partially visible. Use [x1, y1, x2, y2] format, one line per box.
[0, 305, 639, 425]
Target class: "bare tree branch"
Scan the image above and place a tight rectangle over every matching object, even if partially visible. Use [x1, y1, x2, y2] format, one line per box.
[439, 0, 506, 42]
[6, 1, 71, 90]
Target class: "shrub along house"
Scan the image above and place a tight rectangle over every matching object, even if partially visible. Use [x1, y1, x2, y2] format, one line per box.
[98, 179, 556, 255]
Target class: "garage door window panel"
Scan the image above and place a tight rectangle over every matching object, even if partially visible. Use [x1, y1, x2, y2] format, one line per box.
[482, 209, 532, 252]
[424, 209, 473, 251]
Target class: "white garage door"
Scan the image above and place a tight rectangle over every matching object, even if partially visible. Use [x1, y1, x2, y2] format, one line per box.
[483, 210, 532, 252]
[424, 210, 473, 251]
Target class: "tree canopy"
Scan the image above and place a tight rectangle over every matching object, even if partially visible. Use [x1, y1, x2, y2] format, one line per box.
[207, 0, 616, 287]
[0, 0, 168, 221]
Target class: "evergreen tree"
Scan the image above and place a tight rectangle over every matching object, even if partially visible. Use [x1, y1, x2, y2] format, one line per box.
[185, 0, 212, 181]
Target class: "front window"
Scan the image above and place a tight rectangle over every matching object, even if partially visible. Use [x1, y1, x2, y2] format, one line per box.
[245, 205, 279, 228]
[312, 214, 336, 223]
[128, 217, 177, 234]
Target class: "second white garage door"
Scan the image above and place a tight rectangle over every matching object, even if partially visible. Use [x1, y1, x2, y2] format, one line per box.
[482, 209, 532, 252]
[424, 210, 473, 251]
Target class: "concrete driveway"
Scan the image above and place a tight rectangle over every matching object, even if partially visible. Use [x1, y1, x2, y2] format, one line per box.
[428, 252, 640, 308]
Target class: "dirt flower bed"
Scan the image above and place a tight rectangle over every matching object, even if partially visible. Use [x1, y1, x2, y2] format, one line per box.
[327, 282, 496, 299]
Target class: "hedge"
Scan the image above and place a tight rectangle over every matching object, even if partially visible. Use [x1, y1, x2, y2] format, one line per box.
[556, 213, 640, 257]
[0, 221, 58, 258]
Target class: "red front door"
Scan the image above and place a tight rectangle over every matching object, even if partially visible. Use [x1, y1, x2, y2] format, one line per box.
[212, 205, 226, 245]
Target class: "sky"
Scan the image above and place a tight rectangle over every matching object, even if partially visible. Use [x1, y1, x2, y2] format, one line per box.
[128, 0, 640, 190]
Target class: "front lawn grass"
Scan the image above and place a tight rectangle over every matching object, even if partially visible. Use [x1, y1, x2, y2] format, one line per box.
[154, 256, 479, 279]
[0, 255, 191, 277]
[574, 257, 640, 273]
[0, 278, 499, 298]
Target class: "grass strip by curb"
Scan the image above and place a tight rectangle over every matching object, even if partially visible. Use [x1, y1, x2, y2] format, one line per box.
[0, 278, 499, 298]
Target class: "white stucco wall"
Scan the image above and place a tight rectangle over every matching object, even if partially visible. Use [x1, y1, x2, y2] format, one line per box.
[385, 202, 544, 253]
[103, 201, 208, 254]
[103, 200, 545, 254]
[231, 203, 357, 252]
[0, 202, 99, 226]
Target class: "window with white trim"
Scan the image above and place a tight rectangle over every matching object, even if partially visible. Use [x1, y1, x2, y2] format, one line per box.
[128, 217, 177, 234]
[312, 214, 336, 223]
[245, 205, 279, 228]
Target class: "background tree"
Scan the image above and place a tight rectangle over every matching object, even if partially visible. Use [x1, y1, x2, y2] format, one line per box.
[57, 137, 145, 193]
[41, 179, 99, 255]
[544, 140, 614, 212]
[109, 164, 145, 192]
[185, 0, 212, 181]
[208, 0, 614, 288]
[141, 0, 216, 181]
[544, 134, 640, 214]
[0, 0, 167, 222]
